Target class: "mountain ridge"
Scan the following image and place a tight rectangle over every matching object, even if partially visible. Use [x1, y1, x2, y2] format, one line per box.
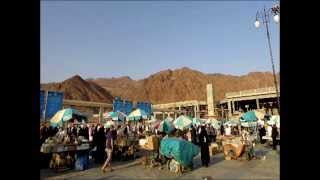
[41, 67, 279, 104]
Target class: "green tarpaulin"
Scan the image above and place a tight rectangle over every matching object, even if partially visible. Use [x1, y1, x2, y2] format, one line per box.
[160, 137, 200, 167]
[240, 111, 257, 122]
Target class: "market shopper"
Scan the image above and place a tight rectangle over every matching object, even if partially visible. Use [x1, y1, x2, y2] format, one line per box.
[40, 124, 49, 146]
[111, 126, 117, 141]
[88, 124, 93, 142]
[271, 124, 279, 150]
[259, 125, 266, 144]
[199, 125, 210, 167]
[212, 127, 217, 143]
[78, 124, 89, 139]
[233, 126, 239, 136]
[191, 125, 197, 145]
[95, 125, 106, 164]
[101, 127, 114, 173]
[225, 125, 231, 136]
[220, 125, 225, 136]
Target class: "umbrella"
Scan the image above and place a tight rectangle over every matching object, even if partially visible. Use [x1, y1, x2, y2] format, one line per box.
[164, 117, 174, 122]
[104, 120, 115, 129]
[207, 119, 221, 129]
[192, 118, 202, 126]
[224, 119, 240, 127]
[146, 116, 158, 124]
[107, 111, 127, 121]
[267, 115, 280, 128]
[254, 110, 265, 120]
[157, 119, 175, 134]
[173, 115, 192, 130]
[50, 108, 82, 126]
[103, 112, 110, 119]
[241, 121, 258, 127]
[240, 111, 257, 122]
[128, 109, 148, 121]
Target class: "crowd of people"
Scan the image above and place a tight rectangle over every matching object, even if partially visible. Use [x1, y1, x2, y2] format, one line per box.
[40, 116, 280, 171]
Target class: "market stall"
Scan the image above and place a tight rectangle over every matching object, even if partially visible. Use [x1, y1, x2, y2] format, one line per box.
[221, 132, 256, 161]
[40, 134, 90, 171]
[41, 108, 90, 172]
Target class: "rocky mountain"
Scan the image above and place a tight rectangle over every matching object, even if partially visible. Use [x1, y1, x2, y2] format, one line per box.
[89, 67, 279, 104]
[41, 68, 279, 104]
[41, 75, 113, 103]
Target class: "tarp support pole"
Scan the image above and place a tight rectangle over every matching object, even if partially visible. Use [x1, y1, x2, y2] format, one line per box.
[228, 101, 232, 119]
[256, 99, 260, 109]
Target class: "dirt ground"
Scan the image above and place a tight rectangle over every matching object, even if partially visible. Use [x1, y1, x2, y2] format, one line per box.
[41, 144, 279, 180]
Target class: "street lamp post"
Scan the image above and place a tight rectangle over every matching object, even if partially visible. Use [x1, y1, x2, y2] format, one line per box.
[255, 4, 280, 114]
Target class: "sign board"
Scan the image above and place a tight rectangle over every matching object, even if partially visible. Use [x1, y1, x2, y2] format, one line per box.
[113, 97, 123, 112]
[124, 100, 133, 115]
[207, 84, 215, 117]
[45, 91, 64, 119]
[40, 90, 45, 119]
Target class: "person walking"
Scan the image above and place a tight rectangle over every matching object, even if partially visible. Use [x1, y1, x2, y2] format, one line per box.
[101, 127, 114, 173]
[199, 125, 210, 167]
[271, 124, 279, 150]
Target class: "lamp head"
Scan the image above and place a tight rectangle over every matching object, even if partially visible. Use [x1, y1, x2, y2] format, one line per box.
[255, 20, 260, 28]
[273, 14, 280, 23]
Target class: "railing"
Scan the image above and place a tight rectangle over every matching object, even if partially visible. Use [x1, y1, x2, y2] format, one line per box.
[63, 99, 113, 107]
[225, 86, 280, 98]
[152, 100, 207, 109]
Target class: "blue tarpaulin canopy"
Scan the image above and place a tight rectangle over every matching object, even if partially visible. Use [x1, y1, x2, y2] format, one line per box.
[240, 111, 257, 122]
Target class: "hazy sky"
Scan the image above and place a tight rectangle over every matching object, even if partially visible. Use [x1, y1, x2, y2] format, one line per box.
[41, 1, 280, 83]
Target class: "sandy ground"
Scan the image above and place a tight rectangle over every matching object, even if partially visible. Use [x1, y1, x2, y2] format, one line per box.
[41, 144, 279, 180]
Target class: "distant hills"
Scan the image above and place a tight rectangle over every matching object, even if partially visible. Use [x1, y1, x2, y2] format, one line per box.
[41, 67, 279, 104]
[41, 75, 113, 103]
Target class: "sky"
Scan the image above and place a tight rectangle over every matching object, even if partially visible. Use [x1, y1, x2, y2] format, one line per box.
[41, 1, 280, 83]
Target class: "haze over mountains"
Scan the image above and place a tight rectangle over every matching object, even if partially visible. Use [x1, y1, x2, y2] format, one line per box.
[41, 67, 279, 104]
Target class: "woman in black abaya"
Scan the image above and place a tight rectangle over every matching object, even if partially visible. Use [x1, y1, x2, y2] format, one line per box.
[199, 125, 210, 167]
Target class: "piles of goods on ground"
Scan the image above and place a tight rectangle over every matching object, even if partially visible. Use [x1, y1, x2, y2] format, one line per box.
[159, 137, 200, 174]
[222, 136, 246, 160]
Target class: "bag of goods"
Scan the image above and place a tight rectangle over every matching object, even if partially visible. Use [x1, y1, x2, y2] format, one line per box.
[144, 135, 159, 150]
[117, 137, 128, 147]
[139, 139, 147, 147]
[168, 159, 182, 173]
[223, 143, 245, 160]
[41, 144, 53, 153]
[209, 143, 219, 156]
[64, 136, 71, 144]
